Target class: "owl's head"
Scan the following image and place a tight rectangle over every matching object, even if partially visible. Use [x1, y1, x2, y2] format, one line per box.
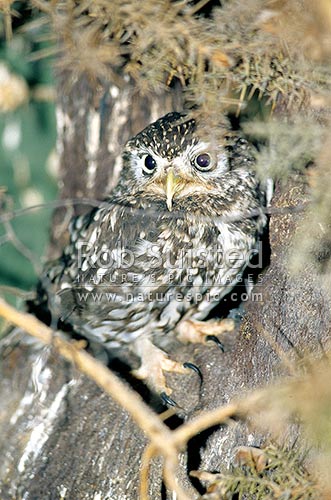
[118, 112, 253, 211]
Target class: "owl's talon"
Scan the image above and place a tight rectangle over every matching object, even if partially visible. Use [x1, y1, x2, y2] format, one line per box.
[132, 337, 189, 395]
[183, 362, 203, 380]
[160, 392, 178, 408]
[205, 335, 225, 352]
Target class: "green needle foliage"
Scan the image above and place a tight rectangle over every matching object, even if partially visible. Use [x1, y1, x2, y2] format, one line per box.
[26, 0, 319, 116]
[200, 444, 318, 499]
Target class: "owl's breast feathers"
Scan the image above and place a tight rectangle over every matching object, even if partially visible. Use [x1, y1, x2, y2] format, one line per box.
[41, 168, 265, 347]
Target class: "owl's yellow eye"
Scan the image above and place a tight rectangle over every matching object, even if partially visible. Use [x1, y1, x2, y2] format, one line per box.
[194, 153, 212, 171]
[142, 154, 157, 174]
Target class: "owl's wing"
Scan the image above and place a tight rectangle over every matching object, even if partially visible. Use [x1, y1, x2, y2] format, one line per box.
[47, 199, 178, 333]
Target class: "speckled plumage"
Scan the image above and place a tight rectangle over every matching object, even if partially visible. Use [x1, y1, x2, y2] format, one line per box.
[40, 112, 266, 392]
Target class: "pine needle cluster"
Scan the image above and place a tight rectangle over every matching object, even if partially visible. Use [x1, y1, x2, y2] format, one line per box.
[197, 355, 331, 499]
[199, 444, 318, 500]
[25, 0, 328, 116]
[24, 0, 331, 202]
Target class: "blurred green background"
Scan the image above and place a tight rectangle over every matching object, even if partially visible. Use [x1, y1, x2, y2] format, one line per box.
[0, 2, 57, 315]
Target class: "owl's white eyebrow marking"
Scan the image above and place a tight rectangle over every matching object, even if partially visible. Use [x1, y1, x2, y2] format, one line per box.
[187, 140, 211, 154]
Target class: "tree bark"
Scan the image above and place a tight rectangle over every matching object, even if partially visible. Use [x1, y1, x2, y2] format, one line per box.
[0, 76, 330, 500]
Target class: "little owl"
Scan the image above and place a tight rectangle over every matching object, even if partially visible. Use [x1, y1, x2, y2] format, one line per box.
[38, 112, 266, 396]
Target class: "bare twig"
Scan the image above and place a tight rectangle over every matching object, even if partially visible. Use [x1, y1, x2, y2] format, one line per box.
[0, 285, 36, 300]
[0, 197, 308, 225]
[173, 402, 240, 448]
[0, 299, 171, 441]
[0, 298, 249, 500]
[0, 298, 188, 500]
[0, 298, 309, 500]
[140, 443, 157, 500]
[0, 198, 103, 224]
[3, 220, 42, 273]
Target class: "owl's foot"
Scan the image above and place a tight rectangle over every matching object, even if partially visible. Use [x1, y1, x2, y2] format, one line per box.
[176, 318, 235, 349]
[131, 337, 189, 395]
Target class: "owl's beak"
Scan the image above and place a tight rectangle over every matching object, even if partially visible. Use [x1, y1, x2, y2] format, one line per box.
[165, 168, 181, 211]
